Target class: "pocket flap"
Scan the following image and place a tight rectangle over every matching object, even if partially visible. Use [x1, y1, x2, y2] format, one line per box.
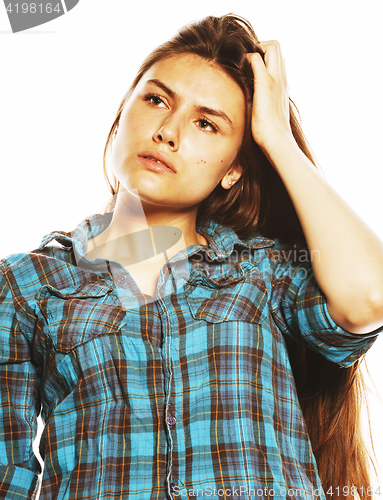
[185, 264, 267, 324]
[37, 281, 113, 300]
[37, 282, 125, 352]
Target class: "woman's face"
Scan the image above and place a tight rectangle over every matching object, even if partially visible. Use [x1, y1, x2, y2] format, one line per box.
[111, 54, 246, 210]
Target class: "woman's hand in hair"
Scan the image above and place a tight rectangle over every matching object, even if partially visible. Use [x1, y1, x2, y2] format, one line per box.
[247, 45, 383, 335]
[247, 41, 292, 151]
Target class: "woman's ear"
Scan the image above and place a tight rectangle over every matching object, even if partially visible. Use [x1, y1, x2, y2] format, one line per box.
[221, 163, 244, 190]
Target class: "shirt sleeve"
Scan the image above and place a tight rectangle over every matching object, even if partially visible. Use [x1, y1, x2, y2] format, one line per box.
[0, 265, 41, 499]
[268, 244, 381, 368]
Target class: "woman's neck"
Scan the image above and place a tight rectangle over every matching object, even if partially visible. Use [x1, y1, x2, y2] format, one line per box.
[89, 189, 207, 265]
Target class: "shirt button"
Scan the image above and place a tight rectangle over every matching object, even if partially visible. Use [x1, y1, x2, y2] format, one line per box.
[167, 415, 176, 426]
[169, 482, 177, 493]
[117, 273, 127, 284]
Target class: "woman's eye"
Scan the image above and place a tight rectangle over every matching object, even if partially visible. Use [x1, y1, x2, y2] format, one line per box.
[144, 94, 167, 108]
[197, 119, 218, 133]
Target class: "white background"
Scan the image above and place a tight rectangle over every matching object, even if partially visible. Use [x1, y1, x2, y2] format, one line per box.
[1, 0, 382, 490]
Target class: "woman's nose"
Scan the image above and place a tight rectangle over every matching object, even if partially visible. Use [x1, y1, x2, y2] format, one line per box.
[153, 116, 179, 151]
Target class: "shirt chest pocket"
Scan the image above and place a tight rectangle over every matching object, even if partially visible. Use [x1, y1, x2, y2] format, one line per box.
[36, 281, 126, 353]
[185, 264, 268, 325]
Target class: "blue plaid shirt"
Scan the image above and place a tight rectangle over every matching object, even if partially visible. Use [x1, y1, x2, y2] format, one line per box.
[0, 213, 380, 500]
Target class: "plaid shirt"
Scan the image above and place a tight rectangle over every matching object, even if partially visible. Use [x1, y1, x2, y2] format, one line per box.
[0, 213, 379, 500]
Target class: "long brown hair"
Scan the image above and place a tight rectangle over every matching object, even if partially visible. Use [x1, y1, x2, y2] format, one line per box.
[102, 14, 377, 497]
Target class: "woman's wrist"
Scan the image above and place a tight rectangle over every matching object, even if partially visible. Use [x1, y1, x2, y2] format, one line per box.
[256, 127, 310, 174]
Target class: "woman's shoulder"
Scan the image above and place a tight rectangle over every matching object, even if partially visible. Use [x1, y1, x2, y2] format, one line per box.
[0, 212, 106, 274]
[1, 241, 73, 272]
[0, 215, 97, 302]
[0, 246, 73, 305]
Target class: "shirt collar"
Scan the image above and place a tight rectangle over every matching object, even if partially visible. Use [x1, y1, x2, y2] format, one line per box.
[196, 219, 274, 259]
[39, 212, 275, 262]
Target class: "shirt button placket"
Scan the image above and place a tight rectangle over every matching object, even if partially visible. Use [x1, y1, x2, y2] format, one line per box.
[169, 481, 178, 497]
[166, 414, 178, 497]
[167, 415, 176, 427]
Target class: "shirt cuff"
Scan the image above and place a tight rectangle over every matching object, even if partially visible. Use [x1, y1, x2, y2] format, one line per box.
[300, 298, 381, 367]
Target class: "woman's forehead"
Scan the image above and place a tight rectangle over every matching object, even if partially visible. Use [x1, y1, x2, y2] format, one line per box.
[143, 54, 241, 91]
[137, 54, 246, 123]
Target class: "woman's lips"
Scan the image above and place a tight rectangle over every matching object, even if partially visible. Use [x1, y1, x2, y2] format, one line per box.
[138, 150, 176, 174]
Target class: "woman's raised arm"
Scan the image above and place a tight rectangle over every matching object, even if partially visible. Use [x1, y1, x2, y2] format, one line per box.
[248, 42, 383, 334]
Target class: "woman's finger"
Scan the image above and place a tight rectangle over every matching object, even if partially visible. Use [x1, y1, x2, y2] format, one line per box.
[259, 40, 287, 85]
[246, 52, 268, 83]
[246, 46, 291, 139]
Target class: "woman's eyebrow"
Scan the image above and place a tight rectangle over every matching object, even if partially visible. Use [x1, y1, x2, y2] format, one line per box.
[146, 78, 233, 129]
[147, 79, 178, 100]
[196, 105, 233, 129]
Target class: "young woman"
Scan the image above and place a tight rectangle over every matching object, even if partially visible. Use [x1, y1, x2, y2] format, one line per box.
[1, 14, 382, 500]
